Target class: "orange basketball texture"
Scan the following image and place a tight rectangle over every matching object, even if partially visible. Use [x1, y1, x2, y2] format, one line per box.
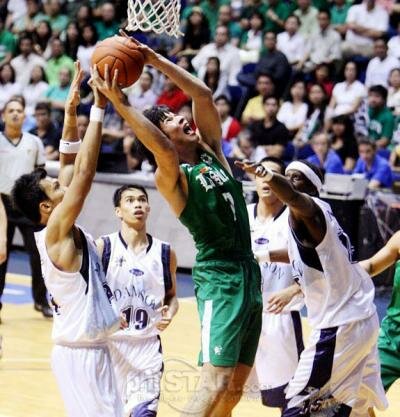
[91, 36, 145, 88]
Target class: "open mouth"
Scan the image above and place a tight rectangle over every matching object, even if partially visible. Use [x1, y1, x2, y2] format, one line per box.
[183, 123, 193, 135]
[134, 210, 144, 216]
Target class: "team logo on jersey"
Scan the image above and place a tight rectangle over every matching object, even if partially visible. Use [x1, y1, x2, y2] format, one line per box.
[115, 256, 126, 267]
[129, 268, 144, 277]
[254, 237, 269, 245]
[200, 166, 209, 174]
[214, 345, 223, 356]
[200, 153, 213, 165]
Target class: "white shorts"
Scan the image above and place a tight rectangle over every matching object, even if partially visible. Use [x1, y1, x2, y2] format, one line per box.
[109, 335, 163, 417]
[52, 344, 123, 417]
[284, 313, 388, 417]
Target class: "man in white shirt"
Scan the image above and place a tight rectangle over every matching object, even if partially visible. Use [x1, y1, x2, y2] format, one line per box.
[342, 0, 389, 58]
[365, 38, 399, 88]
[191, 25, 242, 86]
[293, 0, 318, 38]
[127, 71, 158, 113]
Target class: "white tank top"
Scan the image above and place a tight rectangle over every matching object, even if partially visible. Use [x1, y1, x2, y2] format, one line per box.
[287, 198, 376, 329]
[34, 227, 120, 346]
[101, 232, 172, 339]
[247, 203, 303, 312]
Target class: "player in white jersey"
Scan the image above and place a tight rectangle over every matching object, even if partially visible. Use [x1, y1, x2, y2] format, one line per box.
[236, 159, 387, 417]
[247, 157, 304, 410]
[97, 184, 178, 417]
[11, 63, 123, 417]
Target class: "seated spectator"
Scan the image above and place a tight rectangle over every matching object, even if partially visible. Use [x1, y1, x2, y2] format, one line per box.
[12, 0, 47, 34]
[310, 63, 334, 97]
[77, 113, 89, 139]
[176, 54, 195, 74]
[238, 11, 264, 64]
[191, 24, 242, 86]
[330, 115, 359, 172]
[387, 68, 400, 115]
[156, 77, 190, 113]
[367, 84, 394, 153]
[122, 121, 143, 172]
[94, 2, 120, 41]
[32, 20, 52, 59]
[11, 34, 46, 87]
[200, 0, 230, 36]
[42, 0, 68, 35]
[201, 56, 229, 99]
[388, 21, 400, 59]
[248, 95, 290, 159]
[298, 9, 342, 73]
[215, 95, 241, 155]
[307, 132, 344, 174]
[45, 37, 74, 86]
[127, 71, 158, 113]
[342, 0, 389, 58]
[241, 73, 276, 125]
[0, 17, 16, 66]
[230, 129, 257, 163]
[365, 38, 399, 88]
[353, 138, 393, 188]
[29, 101, 61, 160]
[76, 23, 98, 75]
[0, 63, 22, 110]
[262, 0, 291, 34]
[43, 67, 71, 123]
[217, 5, 242, 45]
[277, 80, 308, 136]
[294, 0, 319, 37]
[330, 0, 350, 36]
[328, 61, 366, 118]
[23, 65, 49, 116]
[76, 4, 93, 30]
[63, 22, 80, 60]
[277, 15, 308, 67]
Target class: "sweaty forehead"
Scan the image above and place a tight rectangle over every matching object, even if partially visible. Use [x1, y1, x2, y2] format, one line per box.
[122, 188, 147, 199]
[286, 169, 306, 180]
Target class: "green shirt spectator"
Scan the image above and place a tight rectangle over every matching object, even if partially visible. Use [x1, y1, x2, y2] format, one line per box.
[263, 1, 291, 34]
[45, 38, 74, 86]
[0, 24, 16, 64]
[312, 0, 329, 10]
[217, 5, 242, 40]
[368, 106, 395, 145]
[42, 0, 69, 34]
[331, 1, 351, 26]
[94, 2, 120, 41]
[200, 0, 230, 35]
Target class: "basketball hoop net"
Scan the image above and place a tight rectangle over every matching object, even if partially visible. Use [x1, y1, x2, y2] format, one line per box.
[126, 0, 183, 38]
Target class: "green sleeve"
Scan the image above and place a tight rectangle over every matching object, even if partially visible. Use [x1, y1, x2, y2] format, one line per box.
[382, 111, 395, 141]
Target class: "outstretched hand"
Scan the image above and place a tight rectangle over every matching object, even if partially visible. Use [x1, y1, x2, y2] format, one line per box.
[234, 160, 265, 177]
[65, 61, 84, 110]
[90, 64, 122, 108]
[119, 30, 159, 66]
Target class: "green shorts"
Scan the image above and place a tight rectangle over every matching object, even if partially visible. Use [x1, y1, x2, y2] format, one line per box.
[193, 257, 262, 367]
[378, 317, 400, 391]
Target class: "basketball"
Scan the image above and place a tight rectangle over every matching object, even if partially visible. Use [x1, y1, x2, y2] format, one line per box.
[91, 36, 145, 88]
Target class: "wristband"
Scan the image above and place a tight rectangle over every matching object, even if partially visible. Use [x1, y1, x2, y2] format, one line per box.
[255, 165, 274, 181]
[59, 139, 81, 154]
[90, 106, 105, 122]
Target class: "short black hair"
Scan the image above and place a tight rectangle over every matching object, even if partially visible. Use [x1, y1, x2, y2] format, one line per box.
[11, 168, 48, 224]
[214, 94, 230, 105]
[318, 8, 330, 19]
[262, 94, 279, 104]
[113, 184, 148, 207]
[259, 156, 285, 174]
[35, 101, 51, 114]
[358, 137, 376, 149]
[143, 105, 171, 130]
[368, 85, 388, 101]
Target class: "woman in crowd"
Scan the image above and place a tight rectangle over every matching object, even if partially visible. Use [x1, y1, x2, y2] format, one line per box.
[63, 21, 80, 60]
[239, 11, 264, 64]
[0, 63, 22, 111]
[387, 67, 400, 115]
[23, 65, 49, 116]
[202, 56, 229, 99]
[77, 23, 98, 75]
[33, 20, 52, 59]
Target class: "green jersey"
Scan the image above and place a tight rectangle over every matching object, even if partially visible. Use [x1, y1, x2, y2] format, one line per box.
[383, 261, 400, 325]
[179, 151, 252, 262]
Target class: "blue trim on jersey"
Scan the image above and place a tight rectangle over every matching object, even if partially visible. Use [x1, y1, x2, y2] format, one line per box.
[118, 231, 128, 249]
[78, 228, 89, 294]
[291, 311, 304, 359]
[146, 234, 153, 253]
[290, 225, 323, 272]
[130, 399, 157, 417]
[161, 244, 172, 292]
[261, 384, 287, 408]
[101, 236, 111, 275]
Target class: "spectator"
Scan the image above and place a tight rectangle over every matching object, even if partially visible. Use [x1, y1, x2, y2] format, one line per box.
[353, 138, 393, 188]
[238, 11, 264, 64]
[156, 77, 190, 112]
[277, 80, 308, 136]
[11, 34, 46, 87]
[127, 71, 158, 113]
[0, 17, 16, 66]
[122, 121, 142, 172]
[311, 63, 334, 97]
[294, 0, 319, 37]
[0, 98, 50, 321]
[263, 0, 291, 34]
[365, 38, 399, 88]
[76, 112, 89, 139]
[248, 95, 290, 159]
[328, 61, 367, 117]
[330, 0, 351, 36]
[23, 65, 49, 116]
[75, 3, 93, 30]
[200, 0, 230, 36]
[239, 0, 267, 30]
[307, 132, 345, 174]
[42, 0, 68, 35]
[201, 56, 229, 99]
[367, 84, 394, 153]
[387, 68, 400, 114]
[32, 20, 52, 59]
[176, 54, 195, 74]
[45, 37, 74, 86]
[330, 115, 359, 172]
[298, 9, 342, 73]
[29, 101, 61, 160]
[12, 0, 47, 34]
[63, 21, 80, 60]
[0, 64, 22, 111]
[43, 66, 71, 123]
[217, 5, 241, 45]
[215, 94, 241, 155]
[241, 73, 276, 125]
[277, 15, 308, 67]
[342, 0, 389, 58]
[231, 129, 257, 162]
[76, 23, 98, 75]
[388, 21, 400, 59]
[191, 24, 242, 86]
[94, 2, 120, 41]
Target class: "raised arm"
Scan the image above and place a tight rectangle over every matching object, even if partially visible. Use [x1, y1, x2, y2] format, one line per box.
[360, 231, 400, 277]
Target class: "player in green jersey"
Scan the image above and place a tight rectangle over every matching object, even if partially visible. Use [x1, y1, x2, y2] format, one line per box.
[91, 35, 262, 417]
[360, 231, 400, 393]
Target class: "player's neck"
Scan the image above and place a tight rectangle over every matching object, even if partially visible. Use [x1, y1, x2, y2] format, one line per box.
[4, 125, 22, 140]
[120, 222, 148, 253]
[257, 199, 284, 221]
[178, 143, 200, 165]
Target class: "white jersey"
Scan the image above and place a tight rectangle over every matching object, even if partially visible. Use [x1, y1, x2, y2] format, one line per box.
[287, 198, 376, 329]
[35, 227, 119, 345]
[101, 232, 172, 339]
[247, 203, 302, 311]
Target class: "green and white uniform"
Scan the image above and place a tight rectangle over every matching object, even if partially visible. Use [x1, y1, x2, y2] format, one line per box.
[379, 261, 400, 390]
[180, 151, 262, 367]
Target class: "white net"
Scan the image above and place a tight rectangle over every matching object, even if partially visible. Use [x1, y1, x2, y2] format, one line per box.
[126, 0, 183, 38]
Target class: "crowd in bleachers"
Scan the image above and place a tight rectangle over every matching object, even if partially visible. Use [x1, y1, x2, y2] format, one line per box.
[2, 0, 400, 187]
